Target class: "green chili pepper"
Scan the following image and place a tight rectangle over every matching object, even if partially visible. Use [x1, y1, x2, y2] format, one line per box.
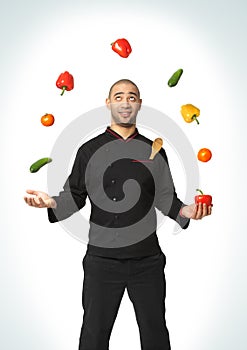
[30, 157, 52, 173]
[168, 68, 183, 87]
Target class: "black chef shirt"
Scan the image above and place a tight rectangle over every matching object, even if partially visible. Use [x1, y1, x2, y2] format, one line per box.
[48, 127, 189, 258]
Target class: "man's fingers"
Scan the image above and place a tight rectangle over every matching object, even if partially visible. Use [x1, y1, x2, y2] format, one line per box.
[196, 203, 203, 219]
[39, 197, 48, 208]
[24, 197, 33, 206]
[24, 192, 48, 208]
[190, 203, 198, 219]
[189, 202, 213, 220]
[202, 203, 212, 217]
[34, 196, 45, 207]
[26, 189, 38, 195]
[198, 203, 213, 219]
[24, 197, 30, 205]
[30, 197, 38, 206]
[202, 203, 208, 217]
[25, 196, 40, 207]
[208, 205, 212, 215]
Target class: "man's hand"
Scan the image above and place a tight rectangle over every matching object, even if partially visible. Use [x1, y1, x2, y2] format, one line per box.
[24, 190, 57, 209]
[181, 203, 212, 220]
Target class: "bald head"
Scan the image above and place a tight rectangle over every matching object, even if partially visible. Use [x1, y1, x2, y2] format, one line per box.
[108, 79, 140, 99]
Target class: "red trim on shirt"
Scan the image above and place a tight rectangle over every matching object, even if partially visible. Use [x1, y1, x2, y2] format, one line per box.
[106, 127, 139, 142]
[131, 160, 153, 163]
[106, 128, 124, 140]
[125, 132, 139, 143]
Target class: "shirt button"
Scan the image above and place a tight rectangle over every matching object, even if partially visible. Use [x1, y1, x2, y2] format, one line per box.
[112, 197, 117, 201]
[114, 214, 118, 219]
[111, 179, 116, 184]
[115, 232, 119, 236]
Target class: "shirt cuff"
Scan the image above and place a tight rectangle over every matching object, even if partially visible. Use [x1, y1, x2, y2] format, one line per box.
[176, 204, 190, 229]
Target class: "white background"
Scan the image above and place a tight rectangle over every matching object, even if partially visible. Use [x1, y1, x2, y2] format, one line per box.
[1, 0, 247, 349]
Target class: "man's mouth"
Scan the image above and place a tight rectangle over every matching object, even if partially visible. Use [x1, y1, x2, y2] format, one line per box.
[119, 111, 132, 118]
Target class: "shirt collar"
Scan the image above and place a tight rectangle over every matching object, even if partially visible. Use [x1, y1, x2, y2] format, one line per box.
[105, 126, 139, 142]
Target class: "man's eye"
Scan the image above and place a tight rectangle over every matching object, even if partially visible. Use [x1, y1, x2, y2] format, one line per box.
[115, 96, 121, 101]
[129, 96, 136, 102]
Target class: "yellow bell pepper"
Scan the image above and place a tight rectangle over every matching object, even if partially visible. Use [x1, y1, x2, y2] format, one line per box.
[180, 104, 200, 125]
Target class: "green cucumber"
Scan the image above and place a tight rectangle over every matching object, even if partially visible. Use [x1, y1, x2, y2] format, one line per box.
[168, 68, 183, 87]
[30, 157, 52, 173]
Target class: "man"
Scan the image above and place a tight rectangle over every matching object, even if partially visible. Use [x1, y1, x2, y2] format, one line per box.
[24, 79, 212, 350]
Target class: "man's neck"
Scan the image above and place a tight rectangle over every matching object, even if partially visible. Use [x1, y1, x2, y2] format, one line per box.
[110, 123, 136, 140]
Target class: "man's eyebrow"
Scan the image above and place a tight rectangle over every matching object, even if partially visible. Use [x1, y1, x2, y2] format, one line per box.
[113, 91, 138, 97]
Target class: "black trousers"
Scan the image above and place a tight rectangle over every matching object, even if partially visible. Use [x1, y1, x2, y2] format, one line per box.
[78, 252, 171, 350]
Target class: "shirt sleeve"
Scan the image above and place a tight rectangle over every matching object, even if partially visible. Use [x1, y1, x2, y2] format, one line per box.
[47, 147, 88, 223]
[154, 148, 190, 229]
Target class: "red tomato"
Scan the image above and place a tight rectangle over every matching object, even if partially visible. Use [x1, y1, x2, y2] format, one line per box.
[41, 113, 55, 127]
[197, 148, 212, 162]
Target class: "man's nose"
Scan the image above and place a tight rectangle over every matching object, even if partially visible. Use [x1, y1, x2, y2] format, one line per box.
[121, 98, 131, 107]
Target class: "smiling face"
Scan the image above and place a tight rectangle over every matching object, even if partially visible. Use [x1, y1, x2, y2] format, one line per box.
[106, 81, 142, 128]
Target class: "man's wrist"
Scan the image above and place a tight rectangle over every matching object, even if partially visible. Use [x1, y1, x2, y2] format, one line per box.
[179, 206, 186, 218]
[50, 198, 57, 209]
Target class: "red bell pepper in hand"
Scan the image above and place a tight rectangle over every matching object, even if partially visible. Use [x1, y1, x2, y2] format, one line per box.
[56, 71, 74, 96]
[195, 189, 213, 206]
[111, 38, 132, 58]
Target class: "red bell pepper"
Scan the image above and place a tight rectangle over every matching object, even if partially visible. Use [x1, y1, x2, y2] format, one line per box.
[195, 189, 213, 206]
[111, 38, 132, 58]
[56, 71, 74, 96]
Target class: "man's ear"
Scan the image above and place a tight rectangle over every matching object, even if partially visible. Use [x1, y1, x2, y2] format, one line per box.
[105, 98, 111, 110]
[138, 99, 142, 110]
